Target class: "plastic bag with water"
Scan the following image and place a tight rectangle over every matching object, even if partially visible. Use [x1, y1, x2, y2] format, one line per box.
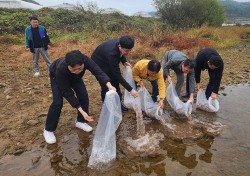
[196, 89, 219, 112]
[123, 66, 137, 109]
[138, 87, 163, 119]
[88, 90, 122, 169]
[166, 82, 192, 117]
[123, 66, 145, 136]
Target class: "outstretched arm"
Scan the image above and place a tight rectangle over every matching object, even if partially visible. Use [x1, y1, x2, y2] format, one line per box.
[77, 107, 94, 122]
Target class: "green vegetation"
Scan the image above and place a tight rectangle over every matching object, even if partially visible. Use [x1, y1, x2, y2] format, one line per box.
[153, 0, 225, 28]
[0, 7, 165, 42]
[0, 7, 249, 50]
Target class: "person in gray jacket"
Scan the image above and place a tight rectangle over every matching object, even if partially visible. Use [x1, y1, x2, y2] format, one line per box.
[162, 50, 195, 103]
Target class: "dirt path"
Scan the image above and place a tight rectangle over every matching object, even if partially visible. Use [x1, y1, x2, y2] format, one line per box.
[0, 42, 249, 157]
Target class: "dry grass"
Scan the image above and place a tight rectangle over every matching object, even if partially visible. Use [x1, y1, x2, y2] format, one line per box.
[3, 26, 249, 65]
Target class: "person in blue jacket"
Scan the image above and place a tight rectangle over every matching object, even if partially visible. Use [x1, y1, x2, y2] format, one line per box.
[25, 16, 51, 77]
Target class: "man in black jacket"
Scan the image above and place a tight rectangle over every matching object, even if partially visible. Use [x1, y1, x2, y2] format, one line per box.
[43, 50, 116, 144]
[195, 48, 224, 100]
[91, 35, 138, 112]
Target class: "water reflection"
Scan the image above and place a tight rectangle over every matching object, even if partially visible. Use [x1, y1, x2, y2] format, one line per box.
[1, 84, 250, 175]
[165, 142, 198, 169]
[197, 137, 214, 163]
[44, 130, 94, 175]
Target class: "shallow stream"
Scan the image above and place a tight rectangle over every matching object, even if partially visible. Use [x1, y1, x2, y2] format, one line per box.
[0, 84, 250, 175]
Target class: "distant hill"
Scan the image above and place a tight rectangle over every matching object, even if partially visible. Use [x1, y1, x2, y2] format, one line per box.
[220, 0, 250, 18]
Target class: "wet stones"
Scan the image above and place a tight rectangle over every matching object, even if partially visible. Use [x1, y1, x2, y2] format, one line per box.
[166, 120, 204, 142]
[191, 120, 224, 137]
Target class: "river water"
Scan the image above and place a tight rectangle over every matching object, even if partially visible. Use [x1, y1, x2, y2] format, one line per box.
[0, 84, 250, 175]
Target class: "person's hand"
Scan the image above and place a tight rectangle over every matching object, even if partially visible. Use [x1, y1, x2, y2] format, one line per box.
[158, 99, 164, 109]
[167, 76, 172, 83]
[83, 114, 94, 122]
[47, 45, 51, 49]
[124, 62, 132, 67]
[78, 107, 94, 122]
[109, 86, 116, 92]
[25, 48, 30, 51]
[189, 97, 194, 104]
[130, 89, 138, 98]
[189, 93, 194, 104]
[211, 92, 217, 100]
[139, 80, 144, 87]
[106, 82, 116, 92]
[196, 83, 201, 91]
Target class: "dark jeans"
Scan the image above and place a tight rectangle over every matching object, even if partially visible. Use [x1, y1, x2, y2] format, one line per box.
[185, 74, 190, 94]
[205, 69, 215, 99]
[101, 73, 122, 102]
[136, 80, 159, 102]
[150, 80, 159, 102]
[45, 77, 89, 131]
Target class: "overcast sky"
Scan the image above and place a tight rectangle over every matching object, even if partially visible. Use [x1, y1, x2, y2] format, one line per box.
[36, 0, 250, 16]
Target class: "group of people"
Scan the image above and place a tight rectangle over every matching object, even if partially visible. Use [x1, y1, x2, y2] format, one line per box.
[25, 17, 224, 144]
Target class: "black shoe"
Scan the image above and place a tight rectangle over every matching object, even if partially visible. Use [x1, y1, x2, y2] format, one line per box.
[181, 92, 190, 98]
[121, 103, 128, 112]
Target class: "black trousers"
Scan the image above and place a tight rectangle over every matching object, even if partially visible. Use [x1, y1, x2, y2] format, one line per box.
[186, 69, 215, 99]
[101, 73, 122, 102]
[45, 77, 89, 131]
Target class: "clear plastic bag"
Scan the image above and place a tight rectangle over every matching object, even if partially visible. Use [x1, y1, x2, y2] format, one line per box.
[123, 66, 145, 136]
[123, 66, 172, 130]
[123, 66, 136, 109]
[196, 89, 219, 112]
[166, 82, 192, 117]
[88, 90, 122, 169]
[138, 86, 175, 130]
[138, 87, 163, 118]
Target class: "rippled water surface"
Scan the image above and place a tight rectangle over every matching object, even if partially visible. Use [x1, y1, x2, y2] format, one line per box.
[0, 84, 250, 176]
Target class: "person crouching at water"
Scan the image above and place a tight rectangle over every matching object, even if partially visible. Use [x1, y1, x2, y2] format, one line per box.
[43, 50, 116, 144]
[132, 59, 166, 109]
[195, 48, 224, 100]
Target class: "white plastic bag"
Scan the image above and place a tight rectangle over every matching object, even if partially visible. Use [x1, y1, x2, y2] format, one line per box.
[123, 66, 136, 109]
[123, 66, 145, 136]
[196, 89, 219, 112]
[88, 90, 122, 169]
[166, 82, 192, 117]
[138, 87, 163, 119]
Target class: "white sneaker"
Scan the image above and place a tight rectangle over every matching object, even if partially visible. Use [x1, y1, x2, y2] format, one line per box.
[43, 129, 56, 144]
[34, 72, 40, 77]
[75, 121, 93, 132]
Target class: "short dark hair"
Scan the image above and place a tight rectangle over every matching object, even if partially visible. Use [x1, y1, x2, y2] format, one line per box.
[209, 56, 223, 67]
[65, 50, 85, 67]
[148, 60, 161, 73]
[119, 35, 134, 49]
[183, 59, 195, 69]
[29, 16, 38, 21]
